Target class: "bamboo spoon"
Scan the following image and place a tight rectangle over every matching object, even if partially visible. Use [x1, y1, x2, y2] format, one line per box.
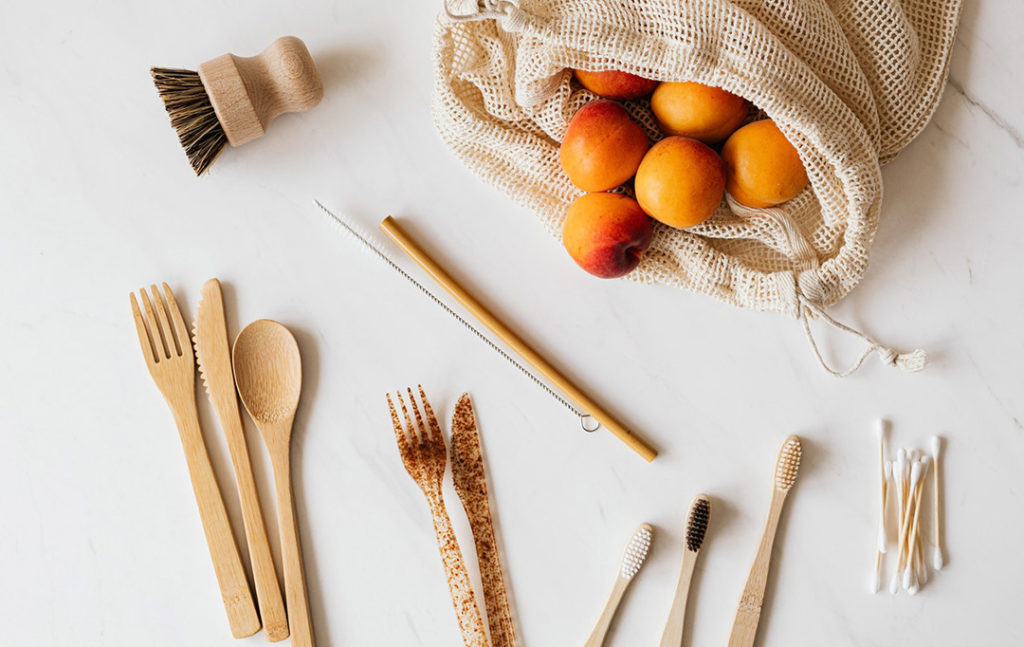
[233, 320, 315, 647]
[727, 436, 802, 647]
[378, 216, 657, 462]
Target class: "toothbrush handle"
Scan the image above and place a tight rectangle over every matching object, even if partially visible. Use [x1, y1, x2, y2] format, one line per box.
[659, 550, 698, 647]
[584, 576, 629, 647]
[728, 491, 786, 647]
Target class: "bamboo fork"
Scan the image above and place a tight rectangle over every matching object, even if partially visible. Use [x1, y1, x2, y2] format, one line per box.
[451, 393, 518, 647]
[129, 283, 260, 638]
[379, 216, 657, 462]
[387, 386, 489, 647]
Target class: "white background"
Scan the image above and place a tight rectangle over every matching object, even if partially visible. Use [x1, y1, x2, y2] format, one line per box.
[2, 1, 1022, 645]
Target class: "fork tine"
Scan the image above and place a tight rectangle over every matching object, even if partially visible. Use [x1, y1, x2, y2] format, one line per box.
[407, 387, 428, 442]
[139, 288, 170, 360]
[149, 284, 181, 357]
[387, 393, 411, 456]
[130, 293, 157, 365]
[418, 385, 443, 441]
[161, 282, 191, 359]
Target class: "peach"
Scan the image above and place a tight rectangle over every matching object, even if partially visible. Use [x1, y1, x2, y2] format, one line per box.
[634, 136, 725, 229]
[573, 69, 659, 100]
[562, 193, 653, 279]
[721, 119, 809, 208]
[560, 100, 649, 192]
[650, 81, 748, 143]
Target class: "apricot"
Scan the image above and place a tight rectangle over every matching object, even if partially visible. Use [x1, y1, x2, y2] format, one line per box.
[721, 119, 808, 208]
[634, 136, 725, 229]
[650, 81, 748, 143]
[560, 100, 649, 192]
[562, 193, 653, 279]
[573, 69, 658, 100]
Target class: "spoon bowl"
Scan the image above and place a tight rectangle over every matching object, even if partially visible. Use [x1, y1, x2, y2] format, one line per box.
[233, 319, 302, 438]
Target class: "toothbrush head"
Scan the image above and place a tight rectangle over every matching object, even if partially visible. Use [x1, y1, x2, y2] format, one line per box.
[685, 495, 711, 553]
[775, 436, 802, 492]
[620, 524, 653, 579]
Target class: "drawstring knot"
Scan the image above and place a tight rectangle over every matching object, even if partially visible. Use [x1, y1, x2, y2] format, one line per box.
[797, 293, 927, 377]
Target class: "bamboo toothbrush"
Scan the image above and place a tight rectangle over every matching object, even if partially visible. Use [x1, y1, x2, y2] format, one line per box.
[727, 436, 802, 647]
[151, 36, 323, 175]
[584, 524, 653, 647]
[931, 435, 945, 570]
[659, 496, 710, 647]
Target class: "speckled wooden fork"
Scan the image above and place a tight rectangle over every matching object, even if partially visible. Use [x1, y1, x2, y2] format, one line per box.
[387, 387, 489, 647]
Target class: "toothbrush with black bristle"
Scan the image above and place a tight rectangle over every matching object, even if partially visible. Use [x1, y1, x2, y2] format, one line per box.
[660, 495, 711, 647]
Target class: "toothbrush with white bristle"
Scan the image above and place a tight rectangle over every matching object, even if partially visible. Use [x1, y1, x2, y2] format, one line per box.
[584, 524, 653, 647]
[931, 435, 945, 570]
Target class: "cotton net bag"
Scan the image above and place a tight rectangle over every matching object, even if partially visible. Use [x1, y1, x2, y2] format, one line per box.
[432, 0, 962, 376]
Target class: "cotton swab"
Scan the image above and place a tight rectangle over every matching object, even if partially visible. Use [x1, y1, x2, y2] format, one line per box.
[876, 421, 888, 554]
[931, 435, 945, 570]
[903, 457, 929, 594]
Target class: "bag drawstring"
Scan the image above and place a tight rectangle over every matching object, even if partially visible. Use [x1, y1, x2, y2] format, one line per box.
[797, 293, 927, 377]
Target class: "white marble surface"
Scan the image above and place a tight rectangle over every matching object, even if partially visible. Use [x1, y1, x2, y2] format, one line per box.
[2, 1, 1022, 645]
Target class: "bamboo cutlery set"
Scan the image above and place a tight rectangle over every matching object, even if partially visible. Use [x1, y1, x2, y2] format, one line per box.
[130, 280, 314, 644]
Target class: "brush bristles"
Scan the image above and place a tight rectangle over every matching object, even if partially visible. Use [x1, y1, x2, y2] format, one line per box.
[150, 67, 227, 175]
[620, 524, 652, 579]
[685, 496, 710, 552]
[775, 436, 802, 491]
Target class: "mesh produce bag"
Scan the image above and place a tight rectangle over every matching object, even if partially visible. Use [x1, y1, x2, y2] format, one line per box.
[432, 0, 962, 376]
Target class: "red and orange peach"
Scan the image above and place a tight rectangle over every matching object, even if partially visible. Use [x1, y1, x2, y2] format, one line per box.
[560, 100, 650, 192]
[562, 192, 653, 278]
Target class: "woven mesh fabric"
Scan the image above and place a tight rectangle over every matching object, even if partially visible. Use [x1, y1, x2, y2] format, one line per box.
[432, 0, 961, 316]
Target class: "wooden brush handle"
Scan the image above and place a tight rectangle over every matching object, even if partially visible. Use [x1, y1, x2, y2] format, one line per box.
[198, 36, 323, 147]
[170, 399, 261, 638]
[728, 491, 786, 647]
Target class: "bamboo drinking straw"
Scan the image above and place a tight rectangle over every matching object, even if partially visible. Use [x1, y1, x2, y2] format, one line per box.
[379, 216, 657, 462]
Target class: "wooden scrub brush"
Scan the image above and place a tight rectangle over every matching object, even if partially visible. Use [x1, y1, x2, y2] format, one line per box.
[151, 36, 323, 175]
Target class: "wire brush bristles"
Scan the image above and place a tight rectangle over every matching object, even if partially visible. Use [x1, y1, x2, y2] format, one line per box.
[150, 67, 226, 175]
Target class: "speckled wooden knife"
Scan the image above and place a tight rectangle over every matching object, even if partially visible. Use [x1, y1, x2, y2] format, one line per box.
[451, 394, 518, 647]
